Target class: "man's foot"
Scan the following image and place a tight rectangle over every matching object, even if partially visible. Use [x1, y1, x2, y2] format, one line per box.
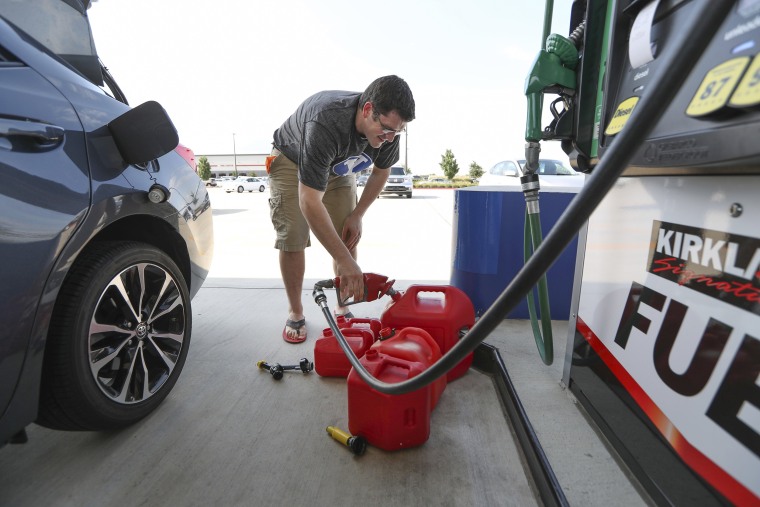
[283, 318, 307, 343]
[334, 308, 355, 319]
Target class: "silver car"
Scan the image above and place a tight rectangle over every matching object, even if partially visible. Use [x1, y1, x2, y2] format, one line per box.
[380, 166, 413, 198]
[479, 159, 585, 189]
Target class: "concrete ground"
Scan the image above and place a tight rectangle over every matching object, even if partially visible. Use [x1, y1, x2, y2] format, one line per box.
[0, 187, 650, 506]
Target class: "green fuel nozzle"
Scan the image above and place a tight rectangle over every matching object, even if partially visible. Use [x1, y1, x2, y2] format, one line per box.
[524, 33, 580, 144]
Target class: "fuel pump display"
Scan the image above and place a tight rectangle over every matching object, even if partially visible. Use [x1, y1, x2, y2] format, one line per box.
[561, 0, 760, 505]
[597, 0, 760, 173]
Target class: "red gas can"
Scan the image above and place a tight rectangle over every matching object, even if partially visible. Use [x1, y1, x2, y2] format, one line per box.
[370, 327, 446, 409]
[381, 285, 475, 381]
[314, 327, 374, 378]
[334, 314, 350, 329]
[347, 348, 433, 451]
[345, 317, 382, 341]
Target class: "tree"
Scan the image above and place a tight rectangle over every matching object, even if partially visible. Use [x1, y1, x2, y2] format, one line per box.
[469, 161, 484, 180]
[197, 156, 211, 180]
[439, 149, 459, 180]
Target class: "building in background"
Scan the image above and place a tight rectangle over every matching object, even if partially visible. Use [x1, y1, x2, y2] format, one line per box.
[198, 153, 269, 178]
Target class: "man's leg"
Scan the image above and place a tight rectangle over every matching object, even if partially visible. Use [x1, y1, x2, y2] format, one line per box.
[332, 251, 356, 316]
[281, 250, 306, 340]
[268, 149, 310, 341]
[323, 178, 358, 316]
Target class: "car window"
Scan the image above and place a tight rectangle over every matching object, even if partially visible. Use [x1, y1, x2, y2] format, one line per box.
[1, 0, 102, 84]
[389, 167, 405, 176]
[538, 161, 556, 175]
[553, 161, 577, 175]
[490, 161, 519, 176]
[2, 0, 91, 55]
[518, 159, 578, 176]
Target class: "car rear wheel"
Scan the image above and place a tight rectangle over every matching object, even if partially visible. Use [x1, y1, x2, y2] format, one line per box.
[37, 240, 191, 430]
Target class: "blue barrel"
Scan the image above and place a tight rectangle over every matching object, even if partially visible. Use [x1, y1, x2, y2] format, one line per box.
[450, 186, 579, 320]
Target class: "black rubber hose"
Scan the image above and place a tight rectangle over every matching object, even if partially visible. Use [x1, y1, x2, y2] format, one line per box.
[331, 0, 736, 395]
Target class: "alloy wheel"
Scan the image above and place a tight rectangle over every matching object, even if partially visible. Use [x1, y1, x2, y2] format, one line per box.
[89, 261, 186, 404]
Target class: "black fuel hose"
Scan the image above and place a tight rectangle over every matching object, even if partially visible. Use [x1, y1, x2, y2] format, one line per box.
[318, 0, 736, 395]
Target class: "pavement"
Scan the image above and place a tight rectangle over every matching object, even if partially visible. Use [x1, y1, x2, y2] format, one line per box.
[0, 186, 650, 507]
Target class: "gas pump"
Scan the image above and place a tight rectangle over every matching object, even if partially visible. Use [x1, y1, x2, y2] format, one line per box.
[550, 0, 760, 505]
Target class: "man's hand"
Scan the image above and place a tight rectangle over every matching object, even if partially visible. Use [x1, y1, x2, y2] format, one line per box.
[341, 213, 363, 251]
[336, 258, 364, 304]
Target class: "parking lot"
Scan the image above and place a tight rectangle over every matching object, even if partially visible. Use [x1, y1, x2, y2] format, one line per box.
[0, 187, 644, 507]
[206, 185, 457, 284]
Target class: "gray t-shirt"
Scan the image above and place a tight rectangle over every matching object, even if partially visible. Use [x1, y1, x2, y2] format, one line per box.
[273, 91, 400, 191]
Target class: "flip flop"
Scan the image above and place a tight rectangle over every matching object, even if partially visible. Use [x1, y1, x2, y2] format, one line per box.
[283, 318, 307, 343]
[334, 311, 355, 320]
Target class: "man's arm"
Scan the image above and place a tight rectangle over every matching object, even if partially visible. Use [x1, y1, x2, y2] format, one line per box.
[298, 182, 364, 302]
[339, 166, 389, 251]
[356, 166, 390, 212]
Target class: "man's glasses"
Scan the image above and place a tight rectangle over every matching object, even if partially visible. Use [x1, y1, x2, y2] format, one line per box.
[372, 110, 404, 137]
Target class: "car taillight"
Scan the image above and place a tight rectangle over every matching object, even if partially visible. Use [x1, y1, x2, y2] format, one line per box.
[175, 143, 196, 172]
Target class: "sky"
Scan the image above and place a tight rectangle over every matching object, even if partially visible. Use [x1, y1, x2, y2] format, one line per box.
[87, 0, 574, 175]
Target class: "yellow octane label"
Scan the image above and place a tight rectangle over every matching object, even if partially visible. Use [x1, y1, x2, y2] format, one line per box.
[686, 57, 750, 116]
[605, 96, 639, 135]
[729, 53, 760, 107]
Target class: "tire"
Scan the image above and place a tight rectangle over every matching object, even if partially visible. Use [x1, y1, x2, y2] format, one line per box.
[37, 241, 191, 431]
[237, 186, 244, 193]
[259, 185, 265, 192]
[406, 192, 413, 199]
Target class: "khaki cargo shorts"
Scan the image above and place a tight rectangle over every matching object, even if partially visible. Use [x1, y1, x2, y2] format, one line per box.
[268, 148, 357, 251]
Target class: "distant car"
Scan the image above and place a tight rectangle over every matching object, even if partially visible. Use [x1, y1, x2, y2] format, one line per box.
[478, 159, 585, 188]
[380, 166, 413, 198]
[0, 1, 213, 444]
[205, 178, 217, 187]
[224, 177, 268, 193]
[357, 174, 369, 187]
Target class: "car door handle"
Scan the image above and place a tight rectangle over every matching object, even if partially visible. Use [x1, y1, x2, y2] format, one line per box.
[0, 118, 65, 149]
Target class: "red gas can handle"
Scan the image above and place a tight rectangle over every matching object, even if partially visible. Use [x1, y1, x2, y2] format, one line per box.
[406, 285, 455, 298]
[364, 350, 425, 380]
[401, 285, 459, 310]
[334, 273, 399, 304]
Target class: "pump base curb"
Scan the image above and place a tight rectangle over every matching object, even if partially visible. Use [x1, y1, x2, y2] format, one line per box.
[473, 343, 568, 507]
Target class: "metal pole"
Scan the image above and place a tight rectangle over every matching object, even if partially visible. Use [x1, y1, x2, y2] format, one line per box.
[232, 132, 238, 177]
[542, 0, 554, 50]
[404, 125, 408, 171]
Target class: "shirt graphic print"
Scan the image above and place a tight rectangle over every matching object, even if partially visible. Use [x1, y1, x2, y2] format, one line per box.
[332, 153, 373, 176]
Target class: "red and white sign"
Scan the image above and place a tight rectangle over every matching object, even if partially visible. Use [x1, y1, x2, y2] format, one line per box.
[577, 175, 759, 506]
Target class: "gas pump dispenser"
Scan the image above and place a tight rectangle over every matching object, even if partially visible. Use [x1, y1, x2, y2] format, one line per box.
[554, 0, 760, 504]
